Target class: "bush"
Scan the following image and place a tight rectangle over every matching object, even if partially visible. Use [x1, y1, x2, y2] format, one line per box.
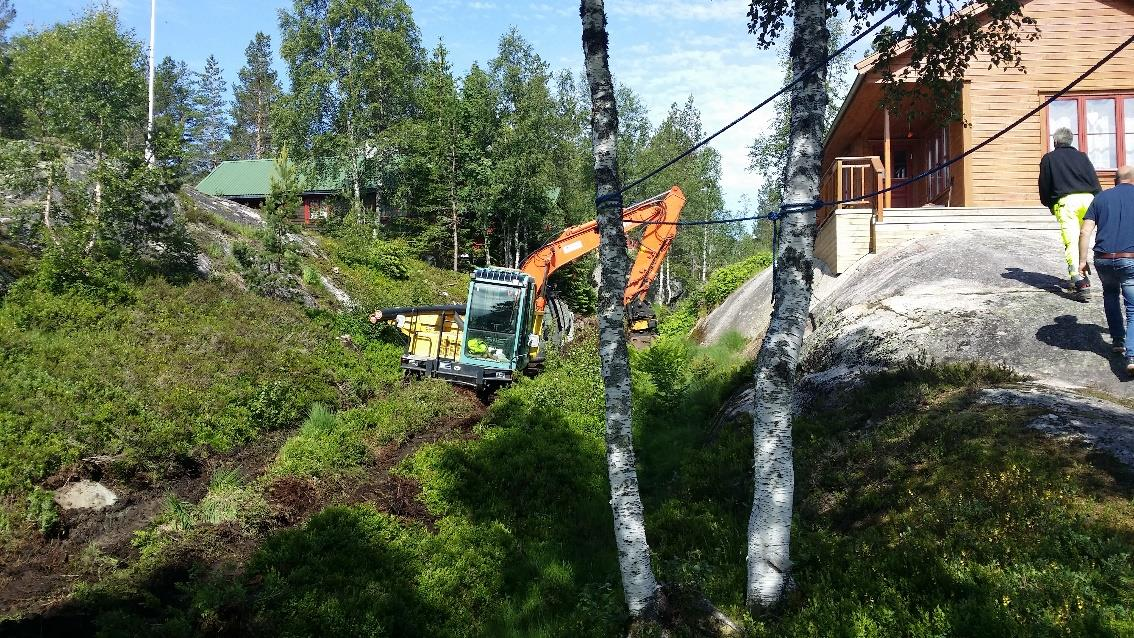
[0, 277, 387, 494]
[270, 404, 368, 479]
[333, 236, 411, 280]
[25, 487, 59, 536]
[656, 252, 771, 336]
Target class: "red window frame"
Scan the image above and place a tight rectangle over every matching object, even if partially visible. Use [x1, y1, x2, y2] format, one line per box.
[1046, 93, 1134, 170]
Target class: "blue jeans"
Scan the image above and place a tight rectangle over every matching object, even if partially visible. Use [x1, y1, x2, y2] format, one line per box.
[1094, 257, 1134, 356]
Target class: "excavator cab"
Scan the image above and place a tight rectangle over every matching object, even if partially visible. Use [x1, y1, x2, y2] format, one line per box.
[412, 267, 535, 388]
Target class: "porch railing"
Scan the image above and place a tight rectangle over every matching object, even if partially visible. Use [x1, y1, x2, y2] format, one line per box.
[817, 156, 885, 228]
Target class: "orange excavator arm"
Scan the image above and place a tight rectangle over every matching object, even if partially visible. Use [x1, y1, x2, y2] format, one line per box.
[519, 186, 687, 312]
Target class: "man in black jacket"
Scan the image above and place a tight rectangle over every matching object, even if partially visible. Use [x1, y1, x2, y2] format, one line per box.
[1039, 127, 1102, 302]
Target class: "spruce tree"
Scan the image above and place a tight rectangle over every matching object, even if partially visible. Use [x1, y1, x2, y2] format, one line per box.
[262, 147, 300, 271]
[228, 33, 281, 160]
[188, 54, 229, 177]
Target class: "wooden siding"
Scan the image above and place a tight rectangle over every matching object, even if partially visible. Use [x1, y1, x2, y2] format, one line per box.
[963, 0, 1134, 206]
[816, 210, 873, 274]
[874, 206, 1059, 252]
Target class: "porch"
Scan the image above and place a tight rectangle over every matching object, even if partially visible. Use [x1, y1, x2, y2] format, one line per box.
[815, 155, 1057, 274]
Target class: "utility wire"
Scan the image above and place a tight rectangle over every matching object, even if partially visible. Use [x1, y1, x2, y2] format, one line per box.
[635, 30, 1134, 227]
[596, 1, 911, 207]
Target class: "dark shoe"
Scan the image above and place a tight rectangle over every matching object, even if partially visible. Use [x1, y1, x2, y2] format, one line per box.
[1115, 340, 1126, 354]
[1127, 357, 1134, 374]
[1073, 278, 1092, 303]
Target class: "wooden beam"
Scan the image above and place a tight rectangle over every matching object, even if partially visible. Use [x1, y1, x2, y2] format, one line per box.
[883, 108, 892, 210]
[961, 81, 974, 206]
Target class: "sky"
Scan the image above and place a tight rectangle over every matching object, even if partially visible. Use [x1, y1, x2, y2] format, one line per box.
[11, 0, 860, 211]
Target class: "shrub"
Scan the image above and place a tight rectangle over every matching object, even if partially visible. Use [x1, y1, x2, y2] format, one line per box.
[333, 236, 411, 280]
[270, 404, 368, 478]
[25, 487, 59, 536]
[198, 468, 270, 531]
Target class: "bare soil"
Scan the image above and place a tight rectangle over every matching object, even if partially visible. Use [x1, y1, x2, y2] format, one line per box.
[0, 392, 486, 621]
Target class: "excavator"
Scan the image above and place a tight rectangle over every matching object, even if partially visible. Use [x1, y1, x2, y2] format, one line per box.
[370, 186, 686, 390]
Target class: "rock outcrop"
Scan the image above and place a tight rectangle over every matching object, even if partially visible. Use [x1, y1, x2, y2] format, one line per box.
[800, 230, 1130, 397]
[702, 228, 1133, 464]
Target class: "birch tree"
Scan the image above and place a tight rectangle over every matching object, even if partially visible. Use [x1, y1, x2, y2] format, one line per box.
[277, 0, 424, 223]
[743, 0, 1037, 610]
[7, 8, 146, 240]
[579, 0, 660, 621]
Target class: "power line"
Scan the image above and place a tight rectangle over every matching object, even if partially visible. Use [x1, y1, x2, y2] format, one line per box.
[595, 1, 912, 207]
[635, 30, 1134, 227]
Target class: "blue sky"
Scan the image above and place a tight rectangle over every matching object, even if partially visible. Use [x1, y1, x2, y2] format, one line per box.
[11, 0, 857, 210]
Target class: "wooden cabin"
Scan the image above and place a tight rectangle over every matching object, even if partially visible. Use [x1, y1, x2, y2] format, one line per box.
[817, 0, 1134, 273]
[196, 159, 377, 224]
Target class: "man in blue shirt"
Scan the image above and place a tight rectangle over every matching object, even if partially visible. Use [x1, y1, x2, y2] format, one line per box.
[1079, 165, 1134, 373]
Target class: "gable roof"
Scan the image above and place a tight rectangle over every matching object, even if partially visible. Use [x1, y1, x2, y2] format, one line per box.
[825, 0, 1032, 146]
[853, 0, 1031, 73]
[196, 159, 343, 198]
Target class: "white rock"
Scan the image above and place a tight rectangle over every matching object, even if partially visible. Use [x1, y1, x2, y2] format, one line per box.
[53, 480, 119, 511]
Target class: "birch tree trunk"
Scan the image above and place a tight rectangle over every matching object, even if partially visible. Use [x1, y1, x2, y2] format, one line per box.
[702, 223, 709, 283]
[746, 0, 827, 611]
[580, 0, 660, 620]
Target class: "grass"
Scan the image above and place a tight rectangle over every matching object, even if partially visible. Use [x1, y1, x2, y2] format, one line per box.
[3, 245, 1132, 638]
[0, 278, 403, 494]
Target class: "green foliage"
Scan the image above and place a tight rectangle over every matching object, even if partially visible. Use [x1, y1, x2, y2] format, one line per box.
[262, 147, 301, 265]
[8, 8, 145, 155]
[332, 235, 411, 280]
[0, 277, 398, 494]
[188, 54, 229, 177]
[700, 253, 772, 308]
[25, 487, 59, 536]
[227, 32, 282, 161]
[657, 252, 771, 337]
[270, 403, 367, 479]
[276, 0, 424, 214]
[198, 469, 271, 530]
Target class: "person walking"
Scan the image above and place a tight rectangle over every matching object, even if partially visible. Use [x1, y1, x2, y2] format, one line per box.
[1040, 127, 1102, 301]
[1079, 165, 1134, 373]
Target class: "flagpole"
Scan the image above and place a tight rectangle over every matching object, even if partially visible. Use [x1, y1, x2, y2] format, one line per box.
[146, 0, 156, 166]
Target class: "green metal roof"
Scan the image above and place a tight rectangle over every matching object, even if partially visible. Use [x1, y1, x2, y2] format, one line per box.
[196, 159, 342, 198]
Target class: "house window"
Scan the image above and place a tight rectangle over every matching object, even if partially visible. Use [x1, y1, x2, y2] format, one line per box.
[1126, 98, 1134, 166]
[926, 126, 950, 201]
[1047, 94, 1134, 170]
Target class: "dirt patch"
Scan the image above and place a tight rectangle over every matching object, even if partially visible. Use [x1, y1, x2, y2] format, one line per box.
[264, 396, 486, 530]
[0, 430, 290, 618]
[2, 392, 488, 621]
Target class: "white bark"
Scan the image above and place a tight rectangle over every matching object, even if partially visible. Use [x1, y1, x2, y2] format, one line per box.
[581, 0, 660, 620]
[702, 223, 709, 283]
[746, 0, 828, 610]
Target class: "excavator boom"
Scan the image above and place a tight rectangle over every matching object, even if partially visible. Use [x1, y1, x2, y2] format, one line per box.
[519, 186, 686, 311]
[373, 186, 686, 390]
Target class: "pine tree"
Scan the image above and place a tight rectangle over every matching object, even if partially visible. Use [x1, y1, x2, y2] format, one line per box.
[262, 147, 300, 270]
[0, 0, 17, 137]
[188, 54, 229, 177]
[228, 33, 281, 160]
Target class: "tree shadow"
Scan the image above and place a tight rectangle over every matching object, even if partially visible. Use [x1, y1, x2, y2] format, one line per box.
[1035, 314, 1128, 381]
[1002, 267, 1074, 299]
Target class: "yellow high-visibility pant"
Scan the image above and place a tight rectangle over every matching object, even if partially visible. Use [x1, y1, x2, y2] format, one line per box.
[1052, 193, 1095, 281]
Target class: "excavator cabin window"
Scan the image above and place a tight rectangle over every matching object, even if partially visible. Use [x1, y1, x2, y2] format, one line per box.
[464, 283, 522, 363]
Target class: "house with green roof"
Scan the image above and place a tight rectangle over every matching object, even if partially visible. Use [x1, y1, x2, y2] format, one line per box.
[195, 159, 376, 224]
